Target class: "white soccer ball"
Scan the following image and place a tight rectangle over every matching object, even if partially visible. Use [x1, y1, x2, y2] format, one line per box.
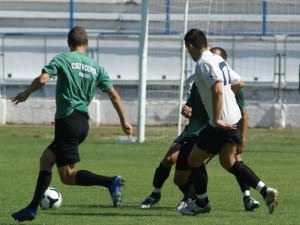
[40, 187, 62, 210]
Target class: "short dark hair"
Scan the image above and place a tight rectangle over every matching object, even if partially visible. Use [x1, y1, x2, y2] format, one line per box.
[68, 26, 88, 48]
[210, 47, 227, 61]
[184, 29, 208, 49]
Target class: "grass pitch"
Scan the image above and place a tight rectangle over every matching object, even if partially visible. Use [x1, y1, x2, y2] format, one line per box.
[0, 125, 300, 225]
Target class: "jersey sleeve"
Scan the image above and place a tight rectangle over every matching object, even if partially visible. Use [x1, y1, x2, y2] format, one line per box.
[42, 55, 62, 78]
[96, 65, 113, 91]
[227, 64, 241, 85]
[196, 62, 221, 88]
[235, 90, 246, 110]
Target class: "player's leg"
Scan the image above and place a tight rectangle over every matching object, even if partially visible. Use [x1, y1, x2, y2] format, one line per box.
[234, 154, 260, 211]
[174, 169, 192, 210]
[173, 141, 195, 210]
[178, 144, 212, 216]
[154, 142, 181, 190]
[140, 142, 181, 208]
[11, 147, 56, 222]
[55, 110, 123, 207]
[220, 144, 278, 214]
[56, 164, 123, 208]
[174, 166, 208, 211]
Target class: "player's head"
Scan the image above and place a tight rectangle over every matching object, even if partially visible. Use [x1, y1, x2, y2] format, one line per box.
[184, 29, 208, 61]
[68, 26, 88, 50]
[210, 47, 227, 61]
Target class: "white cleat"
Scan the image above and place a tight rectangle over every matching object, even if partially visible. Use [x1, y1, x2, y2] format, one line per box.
[178, 199, 211, 216]
[265, 188, 279, 214]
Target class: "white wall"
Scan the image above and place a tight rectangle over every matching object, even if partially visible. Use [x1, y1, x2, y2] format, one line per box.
[1, 98, 300, 128]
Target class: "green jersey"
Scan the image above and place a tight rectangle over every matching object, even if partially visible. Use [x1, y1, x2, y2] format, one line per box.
[175, 83, 209, 143]
[235, 90, 246, 110]
[175, 83, 246, 143]
[42, 51, 112, 119]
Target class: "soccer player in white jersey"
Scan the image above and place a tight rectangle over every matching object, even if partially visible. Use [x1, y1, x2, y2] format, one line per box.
[179, 28, 278, 216]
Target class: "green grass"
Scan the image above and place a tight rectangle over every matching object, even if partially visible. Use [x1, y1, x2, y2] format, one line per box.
[1, 125, 300, 225]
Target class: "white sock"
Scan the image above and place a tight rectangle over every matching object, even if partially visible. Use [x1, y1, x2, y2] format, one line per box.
[243, 190, 251, 198]
[153, 187, 161, 193]
[196, 192, 208, 200]
[255, 181, 266, 192]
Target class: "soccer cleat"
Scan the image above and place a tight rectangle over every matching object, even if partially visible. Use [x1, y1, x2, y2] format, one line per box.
[264, 188, 279, 214]
[140, 192, 161, 209]
[11, 207, 37, 222]
[109, 176, 124, 208]
[176, 198, 193, 211]
[178, 199, 211, 216]
[244, 196, 260, 211]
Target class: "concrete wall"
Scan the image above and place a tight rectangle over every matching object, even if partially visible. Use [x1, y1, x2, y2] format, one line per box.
[1, 98, 300, 128]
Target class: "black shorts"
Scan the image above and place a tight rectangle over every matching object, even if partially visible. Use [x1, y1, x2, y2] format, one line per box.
[176, 140, 195, 171]
[196, 124, 241, 155]
[48, 110, 89, 167]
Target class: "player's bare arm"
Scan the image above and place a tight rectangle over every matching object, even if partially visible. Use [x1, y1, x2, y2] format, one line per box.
[231, 80, 245, 94]
[212, 81, 236, 129]
[11, 73, 50, 104]
[106, 87, 133, 136]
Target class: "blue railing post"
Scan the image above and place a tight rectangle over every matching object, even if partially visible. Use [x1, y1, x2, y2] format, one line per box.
[165, 0, 171, 34]
[69, 0, 75, 29]
[262, 0, 267, 35]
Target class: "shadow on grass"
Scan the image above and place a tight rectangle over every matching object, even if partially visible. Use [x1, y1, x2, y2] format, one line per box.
[62, 203, 176, 210]
[45, 203, 181, 217]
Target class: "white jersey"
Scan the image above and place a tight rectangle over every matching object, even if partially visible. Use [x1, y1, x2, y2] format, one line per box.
[194, 50, 241, 126]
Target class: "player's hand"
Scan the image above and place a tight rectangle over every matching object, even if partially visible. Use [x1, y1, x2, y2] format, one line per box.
[215, 120, 237, 130]
[122, 122, 133, 136]
[181, 105, 192, 118]
[10, 91, 30, 104]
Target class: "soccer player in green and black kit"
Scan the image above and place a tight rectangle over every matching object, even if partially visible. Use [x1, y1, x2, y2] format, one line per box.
[11, 26, 133, 222]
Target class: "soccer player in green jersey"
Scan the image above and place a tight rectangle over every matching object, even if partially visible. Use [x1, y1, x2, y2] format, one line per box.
[11, 26, 133, 222]
[140, 79, 209, 209]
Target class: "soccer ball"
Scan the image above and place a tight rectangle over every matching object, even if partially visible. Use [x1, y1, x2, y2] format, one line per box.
[39, 187, 62, 210]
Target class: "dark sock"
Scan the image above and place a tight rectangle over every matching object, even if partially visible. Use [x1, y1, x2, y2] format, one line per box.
[228, 161, 260, 189]
[178, 182, 191, 197]
[153, 164, 171, 189]
[260, 186, 268, 199]
[178, 179, 196, 200]
[191, 165, 208, 195]
[28, 170, 52, 209]
[235, 161, 251, 192]
[75, 170, 113, 188]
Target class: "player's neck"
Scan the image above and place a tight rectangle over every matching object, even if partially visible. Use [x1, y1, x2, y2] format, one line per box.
[70, 45, 87, 53]
[200, 47, 209, 53]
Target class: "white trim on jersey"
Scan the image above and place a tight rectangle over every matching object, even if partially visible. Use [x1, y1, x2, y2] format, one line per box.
[194, 50, 241, 126]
